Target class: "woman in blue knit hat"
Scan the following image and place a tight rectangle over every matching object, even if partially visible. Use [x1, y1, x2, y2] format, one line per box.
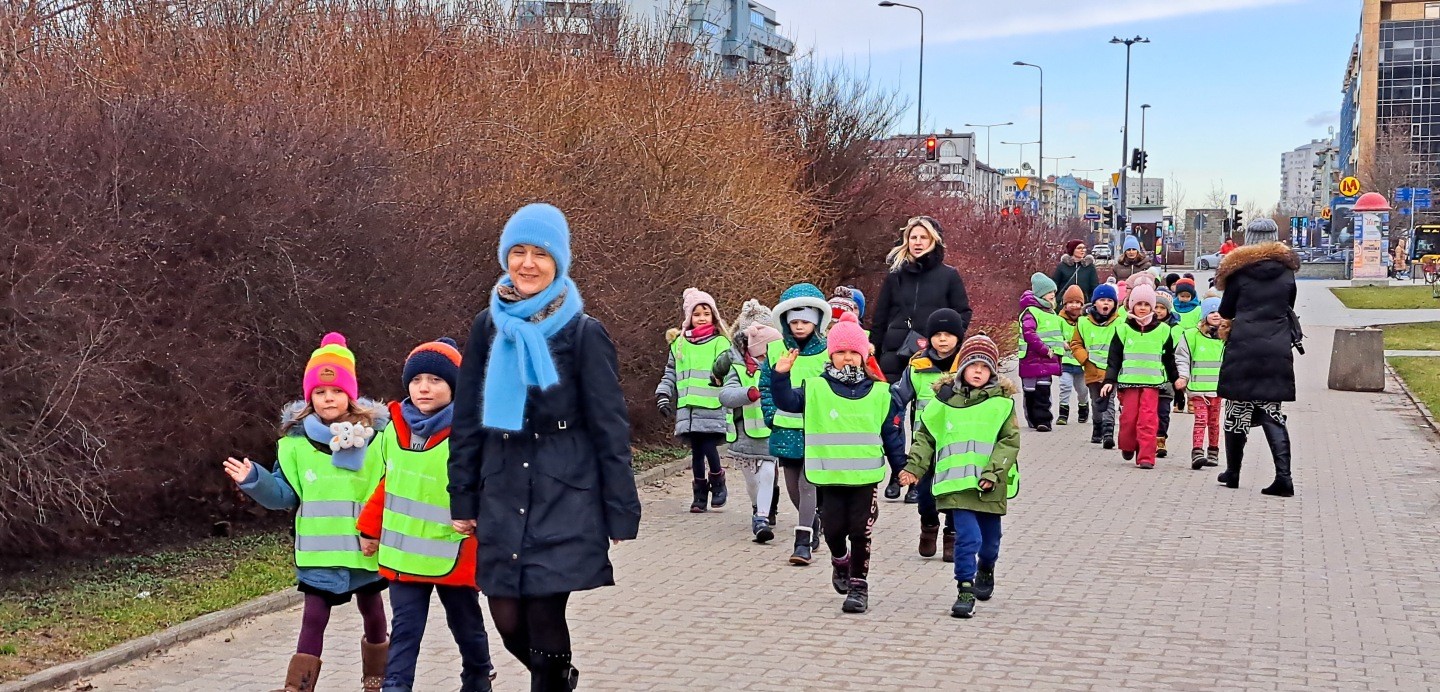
[448, 204, 642, 691]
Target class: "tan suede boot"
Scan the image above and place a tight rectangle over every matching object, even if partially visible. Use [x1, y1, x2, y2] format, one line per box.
[272, 653, 322, 692]
[361, 637, 388, 691]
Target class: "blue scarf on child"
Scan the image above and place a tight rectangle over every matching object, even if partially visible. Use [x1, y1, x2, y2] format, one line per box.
[401, 400, 453, 446]
[302, 414, 370, 471]
[483, 275, 585, 431]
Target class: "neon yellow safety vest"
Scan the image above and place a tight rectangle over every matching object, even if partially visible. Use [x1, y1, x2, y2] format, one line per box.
[1116, 323, 1172, 386]
[1177, 307, 1204, 332]
[802, 378, 891, 486]
[768, 340, 827, 430]
[1018, 306, 1066, 359]
[1059, 319, 1081, 366]
[726, 362, 771, 443]
[920, 396, 1020, 499]
[672, 336, 730, 410]
[277, 435, 383, 570]
[908, 367, 946, 414]
[376, 429, 464, 577]
[1184, 328, 1225, 394]
[1076, 316, 1118, 371]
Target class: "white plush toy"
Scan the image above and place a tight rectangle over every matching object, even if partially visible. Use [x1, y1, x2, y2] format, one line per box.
[329, 421, 375, 452]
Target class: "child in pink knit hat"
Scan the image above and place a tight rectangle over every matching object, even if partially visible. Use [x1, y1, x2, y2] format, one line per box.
[769, 312, 905, 615]
[656, 287, 734, 513]
[1100, 284, 1180, 470]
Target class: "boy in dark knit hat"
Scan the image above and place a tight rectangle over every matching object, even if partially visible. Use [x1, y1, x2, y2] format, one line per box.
[1055, 284, 1090, 426]
[891, 308, 965, 558]
[900, 335, 1020, 619]
[1071, 284, 1123, 447]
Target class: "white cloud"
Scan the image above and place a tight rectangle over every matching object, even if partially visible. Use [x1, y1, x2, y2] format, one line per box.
[1305, 110, 1340, 128]
[766, 0, 1303, 55]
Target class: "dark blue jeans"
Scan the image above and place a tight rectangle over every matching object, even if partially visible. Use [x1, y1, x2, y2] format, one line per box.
[916, 467, 956, 531]
[952, 509, 1003, 583]
[383, 582, 494, 692]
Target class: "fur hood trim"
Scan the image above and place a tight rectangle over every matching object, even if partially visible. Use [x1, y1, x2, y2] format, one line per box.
[932, 372, 1019, 397]
[1215, 242, 1300, 290]
[280, 397, 389, 436]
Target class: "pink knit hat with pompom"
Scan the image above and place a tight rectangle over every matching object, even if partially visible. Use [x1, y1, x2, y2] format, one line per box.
[303, 332, 359, 401]
[827, 313, 870, 357]
[682, 287, 720, 330]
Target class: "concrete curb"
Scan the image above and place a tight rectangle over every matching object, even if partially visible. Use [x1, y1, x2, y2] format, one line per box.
[1386, 361, 1440, 435]
[1, 590, 304, 692]
[6, 454, 691, 692]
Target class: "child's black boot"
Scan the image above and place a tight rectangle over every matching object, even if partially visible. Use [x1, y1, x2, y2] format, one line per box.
[788, 529, 813, 565]
[1057, 404, 1069, 426]
[708, 470, 728, 508]
[689, 478, 709, 513]
[974, 564, 996, 601]
[1078, 403, 1090, 424]
[842, 579, 869, 613]
[830, 555, 851, 594]
[951, 582, 976, 618]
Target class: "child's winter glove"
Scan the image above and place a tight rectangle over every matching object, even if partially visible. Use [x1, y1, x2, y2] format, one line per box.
[329, 421, 375, 452]
[656, 396, 674, 417]
[747, 387, 760, 402]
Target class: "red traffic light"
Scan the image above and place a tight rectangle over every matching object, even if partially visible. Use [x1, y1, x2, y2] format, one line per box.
[924, 136, 938, 161]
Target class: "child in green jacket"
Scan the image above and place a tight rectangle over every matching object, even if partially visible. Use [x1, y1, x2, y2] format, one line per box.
[900, 334, 1021, 619]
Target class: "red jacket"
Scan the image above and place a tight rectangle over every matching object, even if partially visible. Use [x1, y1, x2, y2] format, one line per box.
[357, 404, 478, 589]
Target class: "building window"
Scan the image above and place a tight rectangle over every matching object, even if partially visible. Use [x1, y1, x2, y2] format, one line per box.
[751, 9, 765, 28]
[1427, 3, 1440, 20]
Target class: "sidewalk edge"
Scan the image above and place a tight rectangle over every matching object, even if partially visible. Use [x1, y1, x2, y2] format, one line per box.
[0, 590, 304, 692]
[1387, 362, 1440, 435]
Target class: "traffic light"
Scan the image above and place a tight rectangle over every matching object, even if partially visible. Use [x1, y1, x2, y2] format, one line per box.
[1130, 148, 1142, 171]
[924, 135, 938, 161]
[1138, 150, 1149, 173]
[1232, 209, 1244, 230]
[1102, 205, 1115, 227]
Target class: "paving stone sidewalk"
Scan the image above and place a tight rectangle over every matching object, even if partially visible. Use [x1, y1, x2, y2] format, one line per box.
[79, 284, 1440, 691]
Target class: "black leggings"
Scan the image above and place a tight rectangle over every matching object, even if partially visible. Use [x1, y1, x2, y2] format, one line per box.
[487, 593, 571, 665]
[690, 432, 724, 478]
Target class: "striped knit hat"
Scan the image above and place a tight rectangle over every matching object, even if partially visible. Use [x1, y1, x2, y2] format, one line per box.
[304, 332, 359, 401]
[958, 335, 1000, 374]
[403, 337, 463, 392]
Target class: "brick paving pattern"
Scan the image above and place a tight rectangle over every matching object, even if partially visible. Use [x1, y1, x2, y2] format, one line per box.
[81, 282, 1440, 690]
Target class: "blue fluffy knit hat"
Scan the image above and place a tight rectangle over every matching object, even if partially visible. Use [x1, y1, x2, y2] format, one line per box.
[1201, 297, 1223, 319]
[1123, 235, 1141, 252]
[498, 203, 572, 276]
[1092, 283, 1118, 304]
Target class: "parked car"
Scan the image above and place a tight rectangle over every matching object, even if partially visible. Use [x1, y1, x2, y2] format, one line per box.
[1092, 244, 1113, 261]
[1194, 250, 1223, 270]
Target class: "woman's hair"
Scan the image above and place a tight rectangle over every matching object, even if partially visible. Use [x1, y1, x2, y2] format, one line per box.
[886, 216, 945, 272]
[280, 398, 379, 436]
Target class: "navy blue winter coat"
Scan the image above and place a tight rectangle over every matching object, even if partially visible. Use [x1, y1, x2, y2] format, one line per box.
[448, 311, 642, 598]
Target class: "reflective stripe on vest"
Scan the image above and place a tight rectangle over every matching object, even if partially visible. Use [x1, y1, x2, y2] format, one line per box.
[920, 395, 1019, 499]
[1184, 328, 1225, 394]
[1076, 316, 1117, 370]
[1018, 306, 1066, 359]
[672, 336, 730, 410]
[1060, 320, 1081, 366]
[1178, 307, 1204, 332]
[909, 368, 946, 413]
[768, 340, 827, 430]
[1117, 323, 1172, 385]
[378, 428, 464, 577]
[277, 435, 383, 570]
[802, 379, 890, 486]
[728, 362, 771, 443]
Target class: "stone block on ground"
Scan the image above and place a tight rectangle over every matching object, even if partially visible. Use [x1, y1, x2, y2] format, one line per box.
[1328, 327, 1386, 391]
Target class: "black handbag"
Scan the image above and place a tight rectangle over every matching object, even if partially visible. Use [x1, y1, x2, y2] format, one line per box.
[1287, 308, 1305, 355]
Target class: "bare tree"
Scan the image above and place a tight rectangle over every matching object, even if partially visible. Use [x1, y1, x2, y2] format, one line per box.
[1366, 119, 1418, 200]
[1205, 180, 1229, 210]
[1167, 170, 1187, 227]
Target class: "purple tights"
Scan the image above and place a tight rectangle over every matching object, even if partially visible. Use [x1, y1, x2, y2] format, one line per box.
[296, 591, 388, 656]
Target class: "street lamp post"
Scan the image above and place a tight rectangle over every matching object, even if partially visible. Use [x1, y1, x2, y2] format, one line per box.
[1043, 155, 1077, 225]
[880, 2, 925, 137]
[1139, 103, 1151, 205]
[965, 121, 1013, 168]
[1110, 35, 1149, 251]
[1002, 139, 1039, 172]
[1013, 61, 1044, 203]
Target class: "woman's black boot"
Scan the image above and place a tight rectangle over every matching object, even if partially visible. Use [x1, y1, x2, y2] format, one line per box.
[1218, 431, 1246, 489]
[1257, 411, 1294, 497]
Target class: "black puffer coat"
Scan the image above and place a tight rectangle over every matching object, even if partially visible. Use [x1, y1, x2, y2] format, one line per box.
[869, 247, 973, 381]
[1215, 243, 1301, 403]
[448, 311, 642, 598]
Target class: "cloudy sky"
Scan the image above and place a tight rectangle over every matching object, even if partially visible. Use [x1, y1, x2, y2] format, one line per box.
[762, 0, 1356, 213]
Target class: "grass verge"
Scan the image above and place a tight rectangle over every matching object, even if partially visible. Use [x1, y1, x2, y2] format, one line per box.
[1390, 357, 1440, 419]
[0, 532, 293, 683]
[632, 445, 688, 473]
[1331, 285, 1440, 310]
[1379, 322, 1440, 352]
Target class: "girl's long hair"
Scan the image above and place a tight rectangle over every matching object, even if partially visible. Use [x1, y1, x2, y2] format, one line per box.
[886, 216, 946, 272]
[280, 398, 379, 436]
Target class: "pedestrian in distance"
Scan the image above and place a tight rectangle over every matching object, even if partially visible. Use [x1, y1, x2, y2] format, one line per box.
[1052, 239, 1100, 304]
[656, 287, 733, 513]
[1055, 284, 1091, 427]
[222, 332, 391, 692]
[890, 308, 965, 560]
[1176, 298, 1226, 469]
[1018, 272, 1063, 432]
[898, 335, 1020, 619]
[1153, 291, 1182, 459]
[447, 203, 642, 691]
[1070, 283, 1123, 448]
[870, 216, 973, 383]
[759, 282, 833, 565]
[1215, 218, 1301, 497]
[1100, 285, 1181, 469]
[1111, 235, 1154, 282]
[715, 299, 785, 543]
[770, 312, 906, 614]
[355, 338, 496, 692]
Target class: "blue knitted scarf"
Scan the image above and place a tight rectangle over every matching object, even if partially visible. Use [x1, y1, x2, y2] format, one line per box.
[483, 275, 584, 431]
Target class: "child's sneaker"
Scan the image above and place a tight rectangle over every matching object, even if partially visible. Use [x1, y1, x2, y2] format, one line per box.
[974, 565, 996, 601]
[1138, 461, 1155, 469]
[1090, 434, 1102, 444]
[951, 582, 976, 618]
[1157, 436, 1168, 458]
[1035, 424, 1052, 432]
[1122, 450, 1135, 461]
[752, 517, 774, 543]
[1057, 405, 1069, 425]
[1191, 447, 1208, 470]
[830, 555, 850, 594]
[1103, 438, 1116, 450]
[1078, 404, 1090, 424]
[1205, 447, 1220, 467]
[841, 579, 868, 613]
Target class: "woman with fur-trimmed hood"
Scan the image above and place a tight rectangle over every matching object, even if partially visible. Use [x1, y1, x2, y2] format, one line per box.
[1214, 219, 1301, 498]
